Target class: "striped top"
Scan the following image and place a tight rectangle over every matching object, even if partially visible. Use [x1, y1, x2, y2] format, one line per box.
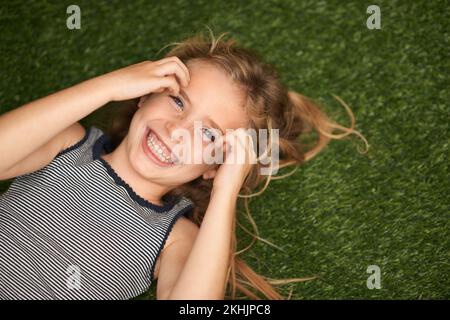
[0, 126, 194, 300]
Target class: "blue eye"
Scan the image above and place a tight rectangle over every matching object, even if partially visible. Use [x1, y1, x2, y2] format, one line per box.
[170, 95, 184, 110]
[202, 128, 217, 142]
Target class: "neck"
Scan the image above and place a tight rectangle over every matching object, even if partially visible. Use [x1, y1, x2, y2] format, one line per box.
[101, 142, 172, 206]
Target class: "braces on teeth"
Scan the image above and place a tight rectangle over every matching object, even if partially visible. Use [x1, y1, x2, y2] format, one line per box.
[146, 132, 173, 164]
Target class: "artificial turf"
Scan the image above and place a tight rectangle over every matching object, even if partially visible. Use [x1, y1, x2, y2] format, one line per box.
[0, 0, 448, 299]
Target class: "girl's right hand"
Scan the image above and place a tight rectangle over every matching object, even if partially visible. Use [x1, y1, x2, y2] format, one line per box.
[100, 57, 191, 102]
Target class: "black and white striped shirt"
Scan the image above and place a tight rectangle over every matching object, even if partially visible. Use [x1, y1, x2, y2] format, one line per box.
[0, 126, 194, 299]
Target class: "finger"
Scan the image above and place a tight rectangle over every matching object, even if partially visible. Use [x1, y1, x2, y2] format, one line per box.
[153, 75, 180, 96]
[233, 130, 257, 163]
[221, 140, 231, 159]
[167, 56, 191, 82]
[155, 56, 190, 84]
[216, 133, 229, 159]
[153, 61, 189, 88]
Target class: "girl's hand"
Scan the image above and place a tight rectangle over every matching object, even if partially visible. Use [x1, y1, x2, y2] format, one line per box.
[99, 57, 190, 102]
[212, 128, 258, 196]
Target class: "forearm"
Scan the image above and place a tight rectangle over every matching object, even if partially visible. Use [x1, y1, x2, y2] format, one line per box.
[0, 75, 111, 172]
[167, 188, 238, 299]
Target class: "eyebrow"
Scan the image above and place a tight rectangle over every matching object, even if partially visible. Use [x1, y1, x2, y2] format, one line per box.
[179, 88, 225, 135]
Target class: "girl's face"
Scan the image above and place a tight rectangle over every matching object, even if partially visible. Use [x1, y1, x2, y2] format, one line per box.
[124, 60, 250, 188]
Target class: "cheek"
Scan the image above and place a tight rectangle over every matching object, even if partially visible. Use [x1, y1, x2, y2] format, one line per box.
[171, 131, 208, 164]
[146, 105, 168, 117]
[191, 135, 221, 165]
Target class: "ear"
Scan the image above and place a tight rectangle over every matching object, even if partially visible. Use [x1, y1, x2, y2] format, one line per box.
[138, 95, 149, 108]
[202, 167, 217, 180]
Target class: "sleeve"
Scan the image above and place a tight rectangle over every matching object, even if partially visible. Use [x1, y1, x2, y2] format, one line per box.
[53, 126, 105, 165]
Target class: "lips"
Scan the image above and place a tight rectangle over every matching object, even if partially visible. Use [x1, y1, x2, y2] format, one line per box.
[142, 127, 178, 166]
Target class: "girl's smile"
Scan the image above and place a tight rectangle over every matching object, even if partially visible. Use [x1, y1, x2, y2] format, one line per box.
[141, 126, 178, 167]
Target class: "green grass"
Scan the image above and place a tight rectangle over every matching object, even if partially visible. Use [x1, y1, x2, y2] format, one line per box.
[0, 0, 448, 299]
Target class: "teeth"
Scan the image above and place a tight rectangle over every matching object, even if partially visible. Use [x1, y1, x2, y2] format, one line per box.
[146, 131, 173, 164]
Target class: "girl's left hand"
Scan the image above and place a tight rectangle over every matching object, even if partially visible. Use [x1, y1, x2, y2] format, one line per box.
[212, 128, 257, 196]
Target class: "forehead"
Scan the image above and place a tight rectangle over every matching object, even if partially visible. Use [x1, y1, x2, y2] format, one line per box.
[185, 60, 250, 130]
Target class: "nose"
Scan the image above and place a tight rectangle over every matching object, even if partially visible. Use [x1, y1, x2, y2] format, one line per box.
[165, 119, 192, 143]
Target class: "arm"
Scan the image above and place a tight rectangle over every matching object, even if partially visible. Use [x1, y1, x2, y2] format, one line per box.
[160, 129, 256, 299]
[0, 122, 86, 181]
[155, 217, 199, 300]
[0, 57, 190, 174]
[0, 76, 111, 173]
[161, 188, 237, 300]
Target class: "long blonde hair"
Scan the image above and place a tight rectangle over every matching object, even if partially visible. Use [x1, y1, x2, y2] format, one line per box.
[106, 28, 368, 299]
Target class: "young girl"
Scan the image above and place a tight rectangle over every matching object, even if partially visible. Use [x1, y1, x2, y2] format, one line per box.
[0, 30, 366, 300]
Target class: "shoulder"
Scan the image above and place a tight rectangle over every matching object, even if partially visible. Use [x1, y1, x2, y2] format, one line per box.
[59, 125, 107, 159]
[62, 122, 87, 149]
[168, 197, 197, 241]
[153, 216, 199, 279]
[167, 215, 199, 249]
[0, 122, 88, 181]
[176, 214, 199, 233]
